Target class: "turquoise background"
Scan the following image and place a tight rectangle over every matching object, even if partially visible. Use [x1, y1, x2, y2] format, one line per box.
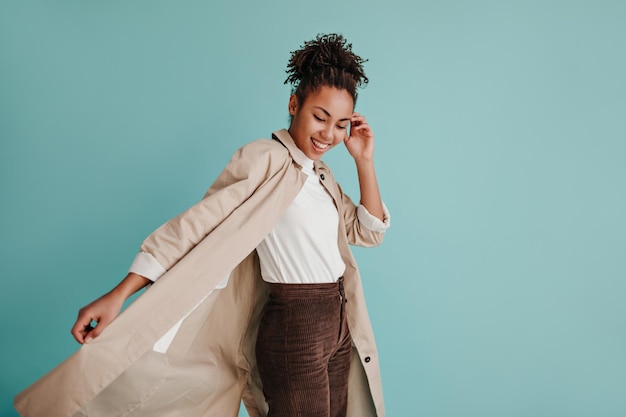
[1, 1, 625, 416]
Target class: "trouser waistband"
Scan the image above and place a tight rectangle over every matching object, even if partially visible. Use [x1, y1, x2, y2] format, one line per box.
[267, 277, 345, 300]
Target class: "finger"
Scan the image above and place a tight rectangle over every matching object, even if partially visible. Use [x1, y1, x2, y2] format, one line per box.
[85, 316, 113, 343]
[351, 113, 366, 123]
[350, 117, 365, 128]
[354, 116, 370, 126]
[350, 122, 369, 136]
[349, 121, 366, 137]
[71, 327, 84, 344]
[71, 323, 92, 344]
[71, 311, 93, 343]
[351, 121, 370, 130]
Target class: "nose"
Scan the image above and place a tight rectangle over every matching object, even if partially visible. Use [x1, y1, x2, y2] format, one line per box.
[322, 124, 333, 141]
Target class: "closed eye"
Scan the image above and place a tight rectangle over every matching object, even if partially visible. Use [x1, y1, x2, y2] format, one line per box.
[313, 115, 324, 122]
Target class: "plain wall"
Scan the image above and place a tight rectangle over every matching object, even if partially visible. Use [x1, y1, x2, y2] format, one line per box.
[1, 1, 625, 416]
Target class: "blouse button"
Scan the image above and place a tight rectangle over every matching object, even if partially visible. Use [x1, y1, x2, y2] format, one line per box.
[364, 356, 371, 363]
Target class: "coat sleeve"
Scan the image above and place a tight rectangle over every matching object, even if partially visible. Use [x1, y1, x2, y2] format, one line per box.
[138, 139, 287, 271]
[337, 181, 391, 248]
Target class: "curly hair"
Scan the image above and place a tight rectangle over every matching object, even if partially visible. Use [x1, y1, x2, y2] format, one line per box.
[285, 33, 368, 106]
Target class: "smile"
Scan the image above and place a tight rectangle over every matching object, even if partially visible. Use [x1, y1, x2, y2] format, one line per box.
[311, 138, 330, 150]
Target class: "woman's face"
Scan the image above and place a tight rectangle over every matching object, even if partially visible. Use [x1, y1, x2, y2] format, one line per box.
[288, 86, 354, 161]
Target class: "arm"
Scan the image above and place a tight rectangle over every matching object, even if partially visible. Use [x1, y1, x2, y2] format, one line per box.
[355, 159, 384, 221]
[138, 140, 282, 271]
[344, 112, 384, 221]
[340, 113, 390, 246]
[70, 139, 286, 344]
[338, 183, 390, 247]
[71, 273, 151, 344]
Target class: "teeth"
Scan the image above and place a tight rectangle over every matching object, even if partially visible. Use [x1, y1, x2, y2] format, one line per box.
[312, 138, 329, 149]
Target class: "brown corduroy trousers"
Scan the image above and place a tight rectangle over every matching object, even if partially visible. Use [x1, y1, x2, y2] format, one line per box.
[255, 277, 351, 417]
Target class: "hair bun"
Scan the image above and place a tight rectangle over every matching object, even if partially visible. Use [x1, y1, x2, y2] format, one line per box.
[285, 33, 368, 93]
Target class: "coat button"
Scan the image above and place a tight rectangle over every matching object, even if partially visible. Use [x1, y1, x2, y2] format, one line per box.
[320, 173, 325, 180]
[364, 356, 371, 363]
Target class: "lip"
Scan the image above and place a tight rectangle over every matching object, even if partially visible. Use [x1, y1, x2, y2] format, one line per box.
[311, 137, 331, 153]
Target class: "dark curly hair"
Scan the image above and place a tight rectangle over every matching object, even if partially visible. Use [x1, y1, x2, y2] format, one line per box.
[285, 33, 368, 106]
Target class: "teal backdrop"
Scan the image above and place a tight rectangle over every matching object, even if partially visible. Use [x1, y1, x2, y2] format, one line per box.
[1, 1, 625, 416]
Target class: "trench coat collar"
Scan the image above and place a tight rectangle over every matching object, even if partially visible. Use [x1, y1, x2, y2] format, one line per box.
[272, 129, 329, 175]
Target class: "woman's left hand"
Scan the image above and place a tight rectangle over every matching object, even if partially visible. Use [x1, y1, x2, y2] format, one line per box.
[344, 113, 375, 162]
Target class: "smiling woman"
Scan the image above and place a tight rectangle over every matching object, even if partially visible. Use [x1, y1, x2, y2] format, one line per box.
[15, 33, 390, 417]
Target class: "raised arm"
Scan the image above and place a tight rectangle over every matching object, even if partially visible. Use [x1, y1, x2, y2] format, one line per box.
[344, 112, 384, 221]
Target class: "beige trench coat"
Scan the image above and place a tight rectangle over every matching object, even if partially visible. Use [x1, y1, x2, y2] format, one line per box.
[14, 129, 387, 417]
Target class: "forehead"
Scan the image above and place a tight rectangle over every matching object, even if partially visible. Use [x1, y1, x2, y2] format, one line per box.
[304, 86, 354, 117]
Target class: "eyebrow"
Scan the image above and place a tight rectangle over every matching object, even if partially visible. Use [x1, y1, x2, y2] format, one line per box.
[313, 106, 351, 122]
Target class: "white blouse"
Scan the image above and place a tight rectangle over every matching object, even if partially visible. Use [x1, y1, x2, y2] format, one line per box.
[255, 158, 345, 284]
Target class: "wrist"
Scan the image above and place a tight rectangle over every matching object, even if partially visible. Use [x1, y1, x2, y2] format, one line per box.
[109, 286, 132, 301]
[354, 157, 375, 169]
[110, 273, 150, 300]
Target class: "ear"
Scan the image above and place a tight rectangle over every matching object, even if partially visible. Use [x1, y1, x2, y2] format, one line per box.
[288, 94, 298, 116]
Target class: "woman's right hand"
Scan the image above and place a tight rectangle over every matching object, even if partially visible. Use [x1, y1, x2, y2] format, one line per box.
[70, 272, 152, 344]
[70, 290, 125, 344]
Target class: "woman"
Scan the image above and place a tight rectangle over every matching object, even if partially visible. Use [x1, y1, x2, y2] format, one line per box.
[15, 33, 390, 417]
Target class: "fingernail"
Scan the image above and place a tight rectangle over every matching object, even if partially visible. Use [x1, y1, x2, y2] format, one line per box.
[85, 337, 93, 344]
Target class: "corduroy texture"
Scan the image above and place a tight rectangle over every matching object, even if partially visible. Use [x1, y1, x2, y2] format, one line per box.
[255, 278, 351, 417]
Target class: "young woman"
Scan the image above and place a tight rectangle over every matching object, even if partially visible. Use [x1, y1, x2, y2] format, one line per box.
[15, 34, 390, 417]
